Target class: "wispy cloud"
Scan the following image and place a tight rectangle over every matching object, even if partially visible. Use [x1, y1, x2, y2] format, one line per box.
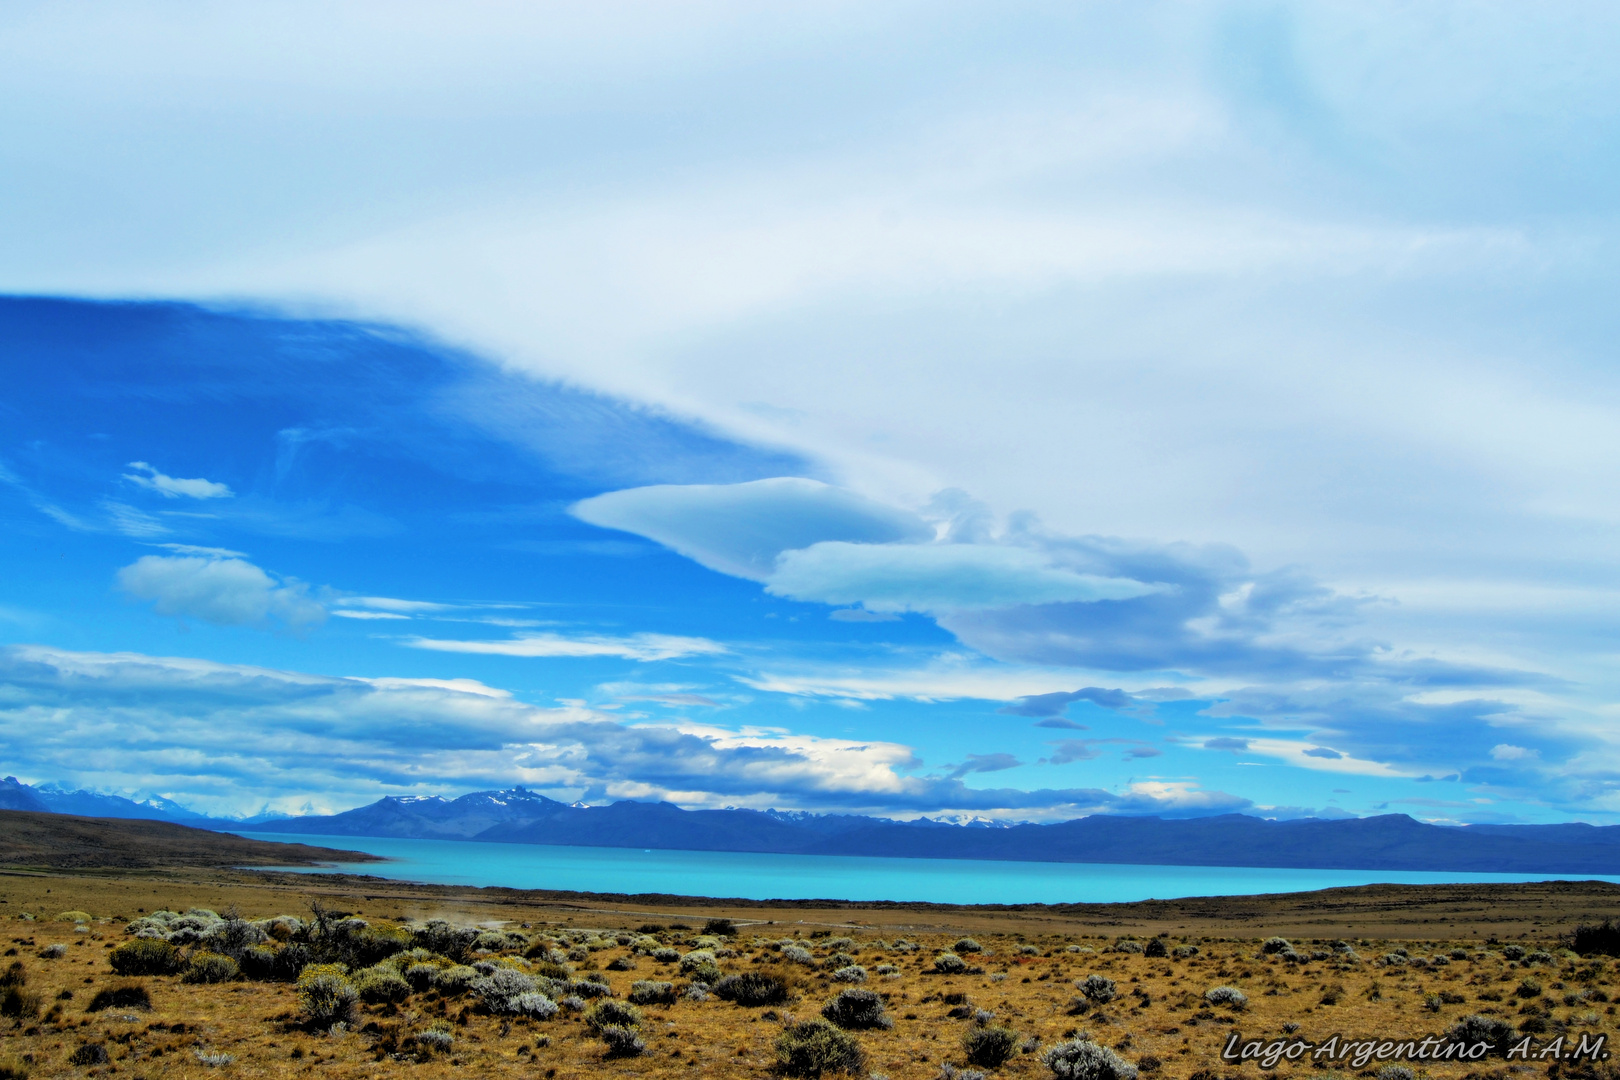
[406, 632, 728, 662]
[124, 461, 233, 500]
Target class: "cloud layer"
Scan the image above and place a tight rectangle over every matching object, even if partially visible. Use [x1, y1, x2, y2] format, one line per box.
[0, 645, 1249, 820]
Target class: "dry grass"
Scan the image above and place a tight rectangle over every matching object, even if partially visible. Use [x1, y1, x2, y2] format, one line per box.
[2, 871, 1619, 1079]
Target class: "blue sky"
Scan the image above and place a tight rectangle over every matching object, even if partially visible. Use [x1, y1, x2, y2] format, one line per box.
[2, 3, 1619, 823]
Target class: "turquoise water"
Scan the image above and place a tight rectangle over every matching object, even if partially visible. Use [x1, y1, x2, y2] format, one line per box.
[248, 832, 1620, 905]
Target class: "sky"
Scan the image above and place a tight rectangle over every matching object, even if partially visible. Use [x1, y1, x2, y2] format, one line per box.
[2, 2, 1619, 824]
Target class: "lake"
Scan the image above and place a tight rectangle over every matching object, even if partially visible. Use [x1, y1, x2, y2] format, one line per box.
[248, 832, 1620, 905]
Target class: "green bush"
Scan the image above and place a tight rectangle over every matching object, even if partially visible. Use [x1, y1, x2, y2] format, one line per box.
[109, 938, 181, 976]
[714, 971, 790, 1006]
[822, 988, 890, 1030]
[297, 964, 359, 1026]
[831, 965, 867, 983]
[86, 981, 151, 1012]
[1077, 975, 1116, 1003]
[585, 1000, 644, 1042]
[599, 1024, 645, 1056]
[182, 952, 239, 984]
[702, 918, 737, 938]
[1143, 938, 1168, 958]
[776, 1018, 865, 1078]
[431, 964, 479, 995]
[954, 938, 983, 954]
[1203, 985, 1246, 1009]
[1043, 1039, 1138, 1080]
[67, 1044, 108, 1067]
[628, 980, 676, 1005]
[1261, 937, 1292, 955]
[963, 1025, 1020, 1068]
[355, 964, 411, 1003]
[1447, 1014, 1515, 1054]
[933, 952, 968, 974]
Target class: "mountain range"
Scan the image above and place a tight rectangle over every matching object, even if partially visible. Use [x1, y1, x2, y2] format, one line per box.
[12, 775, 1620, 874]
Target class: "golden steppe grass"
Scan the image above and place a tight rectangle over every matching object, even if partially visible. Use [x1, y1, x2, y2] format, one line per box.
[2, 875, 1618, 1080]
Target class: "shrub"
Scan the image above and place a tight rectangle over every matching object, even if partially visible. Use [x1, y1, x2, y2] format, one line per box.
[182, 952, 240, 984]
[67, 1043, 109, 1067]
[431, 964, 479, 995]
[0, 986, 40, 1021]
[715, 971, 790, 1006]
[1571, 920, 1620, 956]
[1376, 1067, 1415, 1080]
[86, 981, 151, 1012]
[411, 920, 479, 962]
[1447, 1014, 1515, 1054]
[0, 963, 23, 989]
[585, 999, 644, 1033]
[411, 1025, 454, 1056]
[607, 956, 637, 971]
[703, 918, 737, 937]
[1111, 940, 1145, 954]
[1143, 938, 1168, 959]
[38, 944, 66, 960]
[781, 945, 815, 965]
[1077, 975, 1116, 1003]
[600, 1024, 646, 1056]
[1203, 986, 1247, 1009]
[472, 967, 546, 1014]
[297, 964, 358, 1026]
[355, 964, 411, 1004]
[200, 913, 268, 958]
[1526, 950, 1555, 966]
[55, 911, 93, 924]
[1172, 946, 1199, 958]
[567, 976, 614, 999]
[831, 964, 867, 983]
[822, 987, 891, 1030]
[628, 980, 676, 1005]
[776, 1018, 865, 1078]
[679, 950, 722, 983]
[0, 1056, 29, 1080]
[933, 952, 968, 974]
[1516, 977, 1543, 999]
[963, 1025, 1020, 1068]
[1261, 937, 1292, 955]
[954, 938, 983, 954]
[1501, 945, 1526, 961]
[401, 963, 437, 992]
[652, 947, 680, 963]
[1043, 1039, 1138, 1080]
[109, 938, 180, 976]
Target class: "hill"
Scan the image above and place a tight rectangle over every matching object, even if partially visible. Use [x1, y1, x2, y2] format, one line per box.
[0, 810, 383, 870]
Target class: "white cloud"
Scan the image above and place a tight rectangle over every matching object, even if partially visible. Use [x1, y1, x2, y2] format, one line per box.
[572, 477, 932, 581]
[0, 644, 1248, 819]
[155, 543, 248, 557]
[124, 462, 233, 500]
[768, 540, 1159, 613]
[116, 554, 325, 629]
[406, 632, 728, 662]
[332, 610, 409, 620]
[1491, 744, 1539, 761]
[336, 595, 455, 613]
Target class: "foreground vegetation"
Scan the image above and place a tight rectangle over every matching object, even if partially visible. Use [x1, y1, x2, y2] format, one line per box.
[2, 894, 1618, 1080]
